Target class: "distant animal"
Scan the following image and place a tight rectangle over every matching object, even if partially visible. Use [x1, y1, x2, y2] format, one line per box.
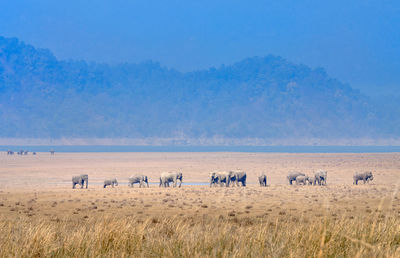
[159, 171, 183, 187]
[17, 150, 24, 155]
[23, 151, 28, 155]
[314, 170, 327, 185]
[296, 175, 311, 185]
[287, 172, 306, 185]
[104, 178, 118, 188]
[230, 170, 247, 187]
[258, 174, 267, 187]
[50, 149, 55, 155]
[308, 175, 317, 185]
[72, 174, 88, 189]
[7, 150, 14, 155]
[353, 171, 374, 185]
[32, 152, 36, 155]
[128, 175, 149, 188]
[211, 171, 234, 187]
[209, 172, 220, 187]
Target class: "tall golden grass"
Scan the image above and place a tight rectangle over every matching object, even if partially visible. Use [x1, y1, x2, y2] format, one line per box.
[0, 214, 399, 257]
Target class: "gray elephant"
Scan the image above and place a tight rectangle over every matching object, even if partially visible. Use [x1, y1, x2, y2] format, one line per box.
[213, 171, 234, 187]
[258, 174, 267, 187]
[287, 172, 306, 185]
[230, 170, 247, 187]
[72, 174, 88, 189]
[296, 175, 311, 185]
[209, 172, 220, 187]
[314, 170, 327, 185]
[104, 178, 118, 188]
[129, 175, 149, 187]
[353, 171, 374, 185]
[308, 175, 317, 185]
[159, 171, 183, 188]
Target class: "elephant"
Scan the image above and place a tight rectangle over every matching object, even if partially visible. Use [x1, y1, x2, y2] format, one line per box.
[212, 171, 234, 187]
[258, 174, 267, 187]
[287, 172, 306, 185]
[209, 172, 220, 187]
[296, 175, 311, 185]
[72, 174, 88, 189]
[230, 170, 247, 187]
[314, 170, 327, 185]
[104, 178, 118, 188]
[7, 150, 14, 155]
[309, 175, 317, 185]
[159, 171, 183, 188]
[353, 171, 374, 185]
[129, 175, 149, 187]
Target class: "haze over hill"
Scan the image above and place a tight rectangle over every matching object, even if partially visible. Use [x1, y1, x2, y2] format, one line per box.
[0, 36, 399, 145]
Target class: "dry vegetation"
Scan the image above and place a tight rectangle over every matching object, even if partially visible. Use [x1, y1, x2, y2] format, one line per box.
[0, 152, 399, 257]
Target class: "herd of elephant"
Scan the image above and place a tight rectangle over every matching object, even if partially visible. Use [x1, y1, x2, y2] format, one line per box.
[6, 150, 53, 155]
[71, 170, 374, 189]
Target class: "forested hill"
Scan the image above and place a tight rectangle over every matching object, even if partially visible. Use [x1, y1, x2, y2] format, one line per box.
[0, 36, 398, 143]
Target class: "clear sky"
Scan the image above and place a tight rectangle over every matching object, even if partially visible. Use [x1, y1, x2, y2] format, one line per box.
[0, 0, 399, 96]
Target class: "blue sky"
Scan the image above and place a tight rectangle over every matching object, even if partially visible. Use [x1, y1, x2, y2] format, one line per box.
[0, 0, 399, 96]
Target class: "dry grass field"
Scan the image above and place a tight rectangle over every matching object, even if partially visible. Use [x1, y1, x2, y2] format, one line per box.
[0, 152, 399, 257]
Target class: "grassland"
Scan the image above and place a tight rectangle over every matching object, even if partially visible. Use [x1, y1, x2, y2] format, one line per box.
[0, 152, 399, 257]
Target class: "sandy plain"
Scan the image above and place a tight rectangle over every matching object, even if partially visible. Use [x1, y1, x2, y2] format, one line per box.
[0, 152, 400, 218]
[0, 152, 399, 256]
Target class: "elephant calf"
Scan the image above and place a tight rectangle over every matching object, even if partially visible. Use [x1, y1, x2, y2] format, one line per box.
[353, 171, 374, 185]
[295, 175, 312, 185]
[72, 174, 88, 189]
[104, 178, 118, 188]
[129, 175, 149, 188]
[258, 174, 267, 187]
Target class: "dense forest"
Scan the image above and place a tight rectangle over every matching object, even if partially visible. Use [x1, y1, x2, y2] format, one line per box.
[0, 36, 398, 143]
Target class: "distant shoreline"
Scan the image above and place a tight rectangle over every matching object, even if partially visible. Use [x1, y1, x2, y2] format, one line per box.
[1, 137, 400, 146]
[2, 145, 400, 153]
